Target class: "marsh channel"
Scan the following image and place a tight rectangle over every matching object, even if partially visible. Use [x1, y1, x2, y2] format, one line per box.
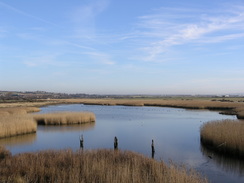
[1, 104, 244, 183]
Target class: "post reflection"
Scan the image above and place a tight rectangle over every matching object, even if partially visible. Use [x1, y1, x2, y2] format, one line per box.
[37, 122, 95, 132]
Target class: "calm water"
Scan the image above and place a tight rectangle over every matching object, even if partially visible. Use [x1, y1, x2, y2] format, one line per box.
[1, 104, 244, 183]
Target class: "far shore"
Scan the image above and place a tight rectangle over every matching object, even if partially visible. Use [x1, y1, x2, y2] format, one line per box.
[1, 97, 243, 119]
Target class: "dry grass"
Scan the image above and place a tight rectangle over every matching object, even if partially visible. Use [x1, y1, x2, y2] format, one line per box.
[0, 107, 40, 116]
[0, 107, 95, 137]
[0, 114, 37, 138]
[0, 147, 208, 183]
[0, 100, 60, 108]
[33, 112, 96, 125]
[0, 107, 39, 138]
[236, 108, 244, 119]
[56, 98, 244, 118]
[1, 97, 244, 118]
[200, 119, 244, 157]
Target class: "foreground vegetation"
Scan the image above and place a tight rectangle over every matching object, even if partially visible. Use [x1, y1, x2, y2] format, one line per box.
[200, 119, 244, 158]
[33, 112, 96, 125]
[0, 147, 207, 183]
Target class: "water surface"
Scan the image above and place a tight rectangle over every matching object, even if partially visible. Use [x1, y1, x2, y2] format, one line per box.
[1, 104, 243, 183]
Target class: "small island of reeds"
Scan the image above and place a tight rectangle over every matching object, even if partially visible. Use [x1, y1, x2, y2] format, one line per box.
[200, 119, 244, 158]
[0, 147, 207, 183]
[33, 112, 96, 125]
[0, 107, 96, 138]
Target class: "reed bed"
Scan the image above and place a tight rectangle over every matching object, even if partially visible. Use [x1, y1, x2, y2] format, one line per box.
[0, 114, 37, 138]
[0, 148, 208, 183]
[34, 112, 96, 125]
[1, 98, 244, 118]
[58, 98, 244, 118]
[0, 107, 40, 116]
[200, 120, 244, 158]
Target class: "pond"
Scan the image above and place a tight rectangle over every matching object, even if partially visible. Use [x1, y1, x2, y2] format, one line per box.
[1, 104, 244, 183]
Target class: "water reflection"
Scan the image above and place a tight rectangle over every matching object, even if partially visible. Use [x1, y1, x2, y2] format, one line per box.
[201, 142, 244, 175]
[0, 133, 36, 147]
[37, 122, 95, 132]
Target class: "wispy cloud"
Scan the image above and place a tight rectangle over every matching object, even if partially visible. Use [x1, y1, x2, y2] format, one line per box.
[134, 4, 244, 62]
[71, 0, 109, 23]
[83, 51, 116, 65]
[22, 53, 65, 67]
[0, 1, 58, 26]
[70, 0, 110, 39]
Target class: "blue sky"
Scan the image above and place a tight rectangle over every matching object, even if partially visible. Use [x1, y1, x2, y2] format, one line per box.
[0, 0, 244, 95]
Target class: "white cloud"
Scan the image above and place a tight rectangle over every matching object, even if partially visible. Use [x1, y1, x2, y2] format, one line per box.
[134, 4, 244, 62]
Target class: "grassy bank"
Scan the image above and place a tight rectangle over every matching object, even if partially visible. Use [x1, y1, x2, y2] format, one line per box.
[33, 112, 96, 125]
[0, 147, 207, 183]
[0, 107, 40, 115]
[0, 114, 37, 138]
[1, 97, 244, 118]
[200, 119, 244, 158]
[54, 98, 244, 119]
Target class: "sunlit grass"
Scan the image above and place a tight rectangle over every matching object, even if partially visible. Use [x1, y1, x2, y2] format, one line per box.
[0, 107, 40, 115]
[0, 114, 37, 138]
[33, 112, 96, 125]
[0, 148, 208, 183]
[200, 119, 244, 157]
[57, 98, 244, 118]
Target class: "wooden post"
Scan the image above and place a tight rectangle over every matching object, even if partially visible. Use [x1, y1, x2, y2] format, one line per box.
[80, 135, 84, 149]
[114, 136, 118, 150]
[151, 139, 155, 159]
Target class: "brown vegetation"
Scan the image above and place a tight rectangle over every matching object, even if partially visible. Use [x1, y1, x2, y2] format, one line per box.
[55, 98, 244, 118]
[33, 112, 96, 125]
[0, 107, 39, 138]
[1, 97, 244, 118]
[200, 119, 244, 158]
[0, 147, 207, 183]
[0, 107, 40, 116]
[0, 106, 95, 137]
[0, 114, 37, 138]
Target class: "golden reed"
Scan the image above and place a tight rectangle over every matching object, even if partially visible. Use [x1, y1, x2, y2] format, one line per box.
[0, 114, 37, 138]
[33, 112, 96, 125]
[200, 119, 244, 157]
[0, 148, 207, 183]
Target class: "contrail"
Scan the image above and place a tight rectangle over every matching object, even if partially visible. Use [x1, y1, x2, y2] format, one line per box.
[0, 1, 58, 27]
